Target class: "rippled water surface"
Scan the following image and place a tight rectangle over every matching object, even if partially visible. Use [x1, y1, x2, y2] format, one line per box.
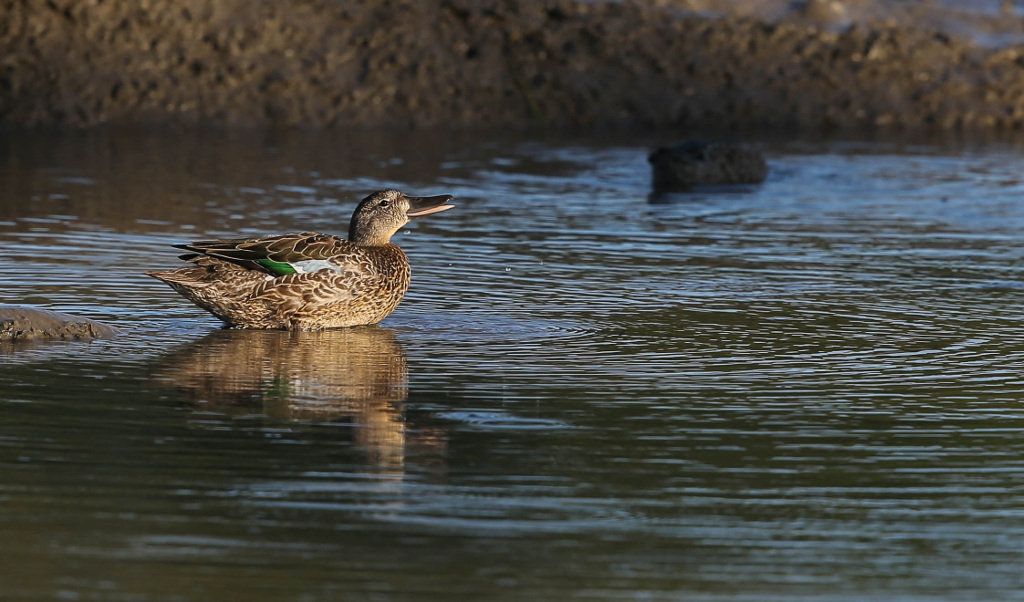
[3, 129, 1024, 600]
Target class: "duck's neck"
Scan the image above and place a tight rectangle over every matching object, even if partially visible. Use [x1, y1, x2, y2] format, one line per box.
[352, 237, 388, 247]
[349, 229, 394, 247]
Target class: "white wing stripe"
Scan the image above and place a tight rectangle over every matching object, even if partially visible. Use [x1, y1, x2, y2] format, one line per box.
[293, 259, 346, 274]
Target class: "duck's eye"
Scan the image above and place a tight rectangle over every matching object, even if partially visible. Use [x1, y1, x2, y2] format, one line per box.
[379, 200, 390, 208]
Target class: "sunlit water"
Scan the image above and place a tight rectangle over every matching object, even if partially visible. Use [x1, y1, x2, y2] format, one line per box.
[2, 129, 1024, 600]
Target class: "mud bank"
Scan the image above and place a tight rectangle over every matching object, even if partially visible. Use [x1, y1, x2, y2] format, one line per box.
[0, 306, 118, 341]
[3, 0, 1024, 130]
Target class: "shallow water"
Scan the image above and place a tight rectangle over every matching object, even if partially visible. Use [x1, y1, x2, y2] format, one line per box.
[3, 128, 1024, 600]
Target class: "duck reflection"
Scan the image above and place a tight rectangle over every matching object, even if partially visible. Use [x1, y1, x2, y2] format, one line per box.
[155, 326, 421, 468]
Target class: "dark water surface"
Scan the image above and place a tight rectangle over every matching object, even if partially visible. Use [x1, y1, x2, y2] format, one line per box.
[3, 129, 1024, 600]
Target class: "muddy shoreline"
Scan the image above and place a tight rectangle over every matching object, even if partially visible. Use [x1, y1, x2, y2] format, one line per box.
[3, 0, 1024, 131]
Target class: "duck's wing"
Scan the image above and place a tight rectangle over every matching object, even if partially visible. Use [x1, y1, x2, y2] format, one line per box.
[174, 232, 361, 277]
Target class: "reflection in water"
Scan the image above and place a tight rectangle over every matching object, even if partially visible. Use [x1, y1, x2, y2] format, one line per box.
[646, 185, 762, 205]
[155, 327, 413, 468]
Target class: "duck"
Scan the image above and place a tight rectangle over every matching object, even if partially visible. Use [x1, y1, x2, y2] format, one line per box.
[147, 189, 454, 330]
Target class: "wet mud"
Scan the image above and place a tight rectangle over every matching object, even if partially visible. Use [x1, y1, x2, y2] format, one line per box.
[3, 0, 1024, 131]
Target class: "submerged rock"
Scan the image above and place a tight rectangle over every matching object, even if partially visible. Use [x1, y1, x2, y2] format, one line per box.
[648, 141, 768, 191]
[0, 306, 118, 341]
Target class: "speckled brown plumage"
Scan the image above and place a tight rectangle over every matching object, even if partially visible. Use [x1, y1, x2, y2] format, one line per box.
[147, 189, 454, 330]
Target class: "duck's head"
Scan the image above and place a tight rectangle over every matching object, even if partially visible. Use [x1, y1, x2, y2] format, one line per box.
[348, 189, 455, 246]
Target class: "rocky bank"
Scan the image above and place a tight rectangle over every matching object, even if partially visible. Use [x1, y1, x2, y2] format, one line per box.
[3, 0, 1024, 130]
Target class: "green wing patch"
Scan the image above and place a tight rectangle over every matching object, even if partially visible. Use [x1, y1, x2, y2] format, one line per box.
[257, 258, 298, 276]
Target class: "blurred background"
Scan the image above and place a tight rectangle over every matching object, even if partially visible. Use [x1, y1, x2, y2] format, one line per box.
[5, 0, 1024, 130]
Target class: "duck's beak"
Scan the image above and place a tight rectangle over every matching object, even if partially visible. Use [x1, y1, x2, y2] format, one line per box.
[406, 194, 455, 218]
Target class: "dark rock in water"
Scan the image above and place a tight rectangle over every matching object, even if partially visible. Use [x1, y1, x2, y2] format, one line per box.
[648, 141, 768, 191]
[0, 306, 118, 341]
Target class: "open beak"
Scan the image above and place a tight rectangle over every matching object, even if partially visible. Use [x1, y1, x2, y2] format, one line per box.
[406, 194, 455, 218]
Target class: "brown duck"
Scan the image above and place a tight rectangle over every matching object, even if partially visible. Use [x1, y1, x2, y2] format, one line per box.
[147, 189, 454, 329]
